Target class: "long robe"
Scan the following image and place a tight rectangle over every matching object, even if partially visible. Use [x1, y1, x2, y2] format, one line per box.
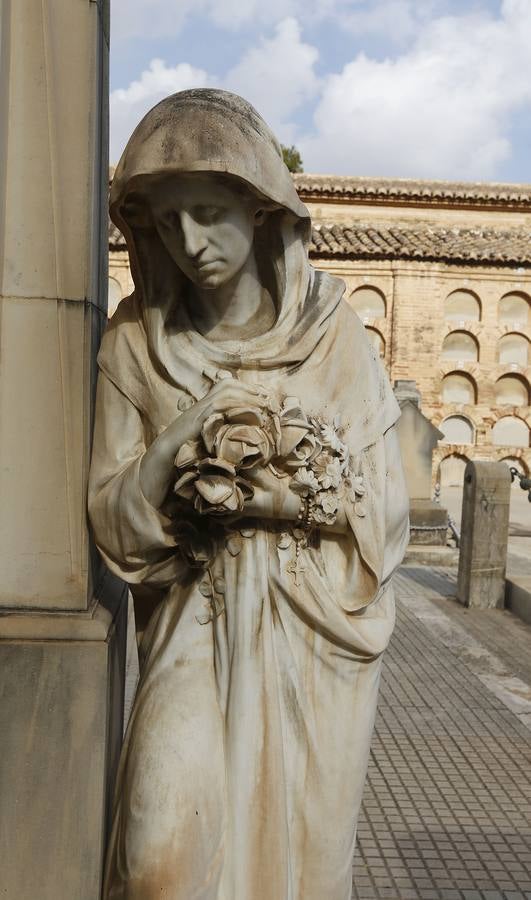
[91, 88, 410, 900]
[89, 277, 409, 900]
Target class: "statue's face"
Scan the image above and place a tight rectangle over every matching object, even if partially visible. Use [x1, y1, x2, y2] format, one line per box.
[150, 174, 260, 289]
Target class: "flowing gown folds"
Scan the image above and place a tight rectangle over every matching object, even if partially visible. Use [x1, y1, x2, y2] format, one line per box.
[89, 270, 410, 900]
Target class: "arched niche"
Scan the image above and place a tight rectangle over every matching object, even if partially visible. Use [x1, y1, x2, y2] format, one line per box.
[349, 286, 386, 320]
[492, 416, 529, 448]
[441, 372, 477, 405]
[108, 276, 122, 317]
[438, 453, 468, 487]
[494, 375, 529, 407]
[498, 292, 530, 329]
[444, 289, 481, 323]
[497, 333, 529, 367]
[365, 327, 385, 358]
[441, 331, 479, 363]
[440, 415, 474, 444]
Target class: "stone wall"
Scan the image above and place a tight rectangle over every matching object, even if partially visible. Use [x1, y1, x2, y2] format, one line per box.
[311, 257, 531, 484]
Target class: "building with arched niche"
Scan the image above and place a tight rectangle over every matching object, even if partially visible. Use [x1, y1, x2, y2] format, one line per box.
[108, 172, 531, 487]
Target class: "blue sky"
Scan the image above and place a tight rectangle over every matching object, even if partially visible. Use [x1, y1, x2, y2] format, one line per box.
[110, 0, 531, 183]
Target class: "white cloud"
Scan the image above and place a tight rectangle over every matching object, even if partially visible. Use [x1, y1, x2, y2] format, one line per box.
[208, 0, 305, 31]
[300, 0, 531, 178]
[110, 1, 531, 181]
[110, 19, 319, 161]
[340, 0, 442, 43]
[110, 60, 211, 162]
[109, 0, 482, 44]
[111, 0, 196, 42]
[224, 18, 319, 137]
[110, 0, 323, 41]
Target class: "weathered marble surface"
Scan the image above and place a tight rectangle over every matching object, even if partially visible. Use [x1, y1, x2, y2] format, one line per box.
[89, 89, 409, 900]
[458, 460, 511, 608]
[0, 590, 126, 899]
[394, 380, 447, 546]
[0, 0, 109, 610]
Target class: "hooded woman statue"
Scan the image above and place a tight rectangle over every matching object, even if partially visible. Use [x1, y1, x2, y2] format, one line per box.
[89, 89, 409, 900]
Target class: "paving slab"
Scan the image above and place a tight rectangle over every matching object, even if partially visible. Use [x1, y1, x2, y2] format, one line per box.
[353, 565, 531, 900]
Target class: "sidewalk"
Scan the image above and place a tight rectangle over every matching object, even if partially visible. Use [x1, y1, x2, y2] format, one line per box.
[353, 565, 531, 900]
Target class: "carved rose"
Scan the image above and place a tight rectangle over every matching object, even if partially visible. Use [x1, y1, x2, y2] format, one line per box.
[202, 408, 278, 470]
[174, 458, 254, 516]
[276, 397, 321, 470]
[281, 430, 320, 470]
[174, 439, 203, 469]
[172, 393, 353, 531]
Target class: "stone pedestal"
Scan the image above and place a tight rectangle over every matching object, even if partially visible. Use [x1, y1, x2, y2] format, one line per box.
[0, 576, 126, 898]
[457, 461, 511, 609]
[0, 2, 126, 896]
[409, 499, 448, 545]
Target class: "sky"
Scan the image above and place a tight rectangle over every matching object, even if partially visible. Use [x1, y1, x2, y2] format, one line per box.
[110, 0, 531, 183]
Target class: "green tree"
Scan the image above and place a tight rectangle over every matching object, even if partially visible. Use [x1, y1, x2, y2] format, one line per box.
[281, 144, 303, 173]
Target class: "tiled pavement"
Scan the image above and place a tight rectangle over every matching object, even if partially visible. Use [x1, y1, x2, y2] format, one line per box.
[353, 566, 531, 900]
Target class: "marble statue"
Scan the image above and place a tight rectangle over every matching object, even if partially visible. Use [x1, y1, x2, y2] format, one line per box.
[88, 88, 409, 900]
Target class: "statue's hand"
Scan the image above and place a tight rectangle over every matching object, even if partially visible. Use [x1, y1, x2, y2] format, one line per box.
[243, 465, 349, 533]
[194, 378, 271, 421]
[140, 381, 271, 510]
[242, 465, 300, 521]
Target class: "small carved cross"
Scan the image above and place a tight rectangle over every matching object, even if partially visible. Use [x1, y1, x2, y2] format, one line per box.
[287, 551, 306, 586]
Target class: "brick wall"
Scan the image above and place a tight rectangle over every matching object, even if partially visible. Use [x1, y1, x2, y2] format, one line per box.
[312, 256, 531, 483]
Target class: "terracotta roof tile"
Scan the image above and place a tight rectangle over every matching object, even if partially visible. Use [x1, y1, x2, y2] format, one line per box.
[294, 173, 531, 207]
[310, 223, 531, 266]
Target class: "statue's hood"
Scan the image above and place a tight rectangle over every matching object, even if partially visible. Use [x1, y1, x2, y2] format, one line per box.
[110, 88, 309, 235]
[105, 89, 348, 404]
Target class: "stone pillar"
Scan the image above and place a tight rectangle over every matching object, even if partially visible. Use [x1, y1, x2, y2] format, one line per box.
[457, 461, 511, 609]
[0, 2, 127, 897]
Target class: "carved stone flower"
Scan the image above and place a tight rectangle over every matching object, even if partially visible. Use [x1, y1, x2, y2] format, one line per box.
[290, 466, 320, 497]
[174, 458, 254, 516]
[352, 475, 365, 497]
[275, 397, 321, 470]
[174, 439, 203, 470]
[348, 473, 366, 516]
[312, 491, 340, 525]
[202, 408, 278, 470]
[282, 430, 321, 470]
[314, 456, 343, 490]
[318, 492, 340, 515]
[317, 421, 344, 453]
